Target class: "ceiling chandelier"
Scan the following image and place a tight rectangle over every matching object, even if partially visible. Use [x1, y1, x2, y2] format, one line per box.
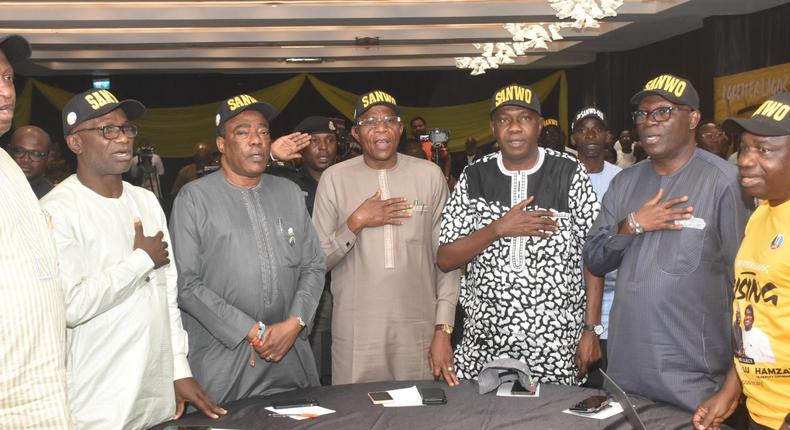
[455, 0, 624, 75]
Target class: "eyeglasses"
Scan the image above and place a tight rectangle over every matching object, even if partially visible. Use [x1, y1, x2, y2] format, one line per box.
[632, 106, 693, 124]
[8, 145, 49, 161]
[356, 115, 401, 129]
[72, 124, 138, 140]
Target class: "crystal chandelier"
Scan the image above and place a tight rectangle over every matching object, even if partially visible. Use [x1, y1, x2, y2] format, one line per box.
[455, 0, 624, 75]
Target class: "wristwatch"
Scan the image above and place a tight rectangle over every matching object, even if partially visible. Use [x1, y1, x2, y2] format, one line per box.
[583, 324, 604, 336]
[437, 324, 454, 335]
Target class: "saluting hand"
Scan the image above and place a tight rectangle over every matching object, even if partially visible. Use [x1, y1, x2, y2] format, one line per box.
[271, 132, 312, 161]
[132, 218, 170, 269]
[347, 190, 413, 234]
[632, 188, 694, 233]
[492, 196, 558, 239]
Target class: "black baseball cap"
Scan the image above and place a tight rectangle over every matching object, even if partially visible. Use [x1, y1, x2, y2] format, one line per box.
[215, 94, 277, 136]
[490, 84, 541, 115]
[295, 116, 336, 134]
[0, 35, 31, 65]
[723, 92, 790, 137]
[353, 90, 401, 121]
[630, 74, 699, 110]
[572, 107, 608, 130]
[63, 89, 145, 136]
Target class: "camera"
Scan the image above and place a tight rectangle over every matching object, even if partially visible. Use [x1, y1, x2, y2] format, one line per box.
[137, 145, 154, 168]
[329, 117, 350, 158]
[419, 128, 450, 150]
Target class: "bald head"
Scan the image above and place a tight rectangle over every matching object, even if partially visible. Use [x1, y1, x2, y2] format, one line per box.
[9, 126, 52, 179]
[193, 142, 212, 167]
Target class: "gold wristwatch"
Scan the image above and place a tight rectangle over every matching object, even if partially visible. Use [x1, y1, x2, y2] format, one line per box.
[437, 324, 453, 335]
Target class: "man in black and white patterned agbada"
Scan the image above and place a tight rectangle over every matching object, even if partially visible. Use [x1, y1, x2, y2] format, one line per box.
[437, 84, 602, 386]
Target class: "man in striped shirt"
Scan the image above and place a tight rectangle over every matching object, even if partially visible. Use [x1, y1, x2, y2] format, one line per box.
[0, 34, 72, 429]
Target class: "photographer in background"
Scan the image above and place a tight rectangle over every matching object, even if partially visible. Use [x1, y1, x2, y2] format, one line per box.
[409, 117, 452, 183]
[129, 138, 164, 199]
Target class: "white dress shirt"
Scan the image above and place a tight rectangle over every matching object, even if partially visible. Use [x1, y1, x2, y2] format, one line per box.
[41, 175, 190, 429]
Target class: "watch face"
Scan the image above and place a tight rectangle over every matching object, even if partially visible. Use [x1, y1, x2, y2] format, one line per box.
[594, 325, 604, 335]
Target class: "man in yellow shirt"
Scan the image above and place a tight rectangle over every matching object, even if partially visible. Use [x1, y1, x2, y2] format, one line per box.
[694, 91, 790, 429]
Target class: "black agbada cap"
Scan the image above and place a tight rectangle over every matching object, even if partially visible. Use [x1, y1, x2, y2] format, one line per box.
[572, 106, 608, 130]
[630, 74, 700, 110]
[490, 84, 541, 115]
[295, 116, 336, 134]
[215, 94, 277, 136]
[723, 92, 790, 137]
[353, 90, 401, 121]
[62, 88, 145, 136]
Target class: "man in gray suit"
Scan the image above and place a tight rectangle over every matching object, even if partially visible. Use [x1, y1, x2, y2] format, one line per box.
[583, 74, 751, 411]
[170, 94, 325, 405]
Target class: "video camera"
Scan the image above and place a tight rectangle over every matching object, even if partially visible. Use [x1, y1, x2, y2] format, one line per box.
[137, 145, 154, 168]
[419, 128, 450, 150]
[329, 117, 350, 158]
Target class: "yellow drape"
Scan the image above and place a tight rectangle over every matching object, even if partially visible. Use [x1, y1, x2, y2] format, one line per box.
[309, 71, 568, 152]
[22, 74, 306, 157]
[14, 71, 567, 156]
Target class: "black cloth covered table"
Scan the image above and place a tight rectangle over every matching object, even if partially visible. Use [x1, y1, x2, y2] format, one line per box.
[151, 379, 696, 429]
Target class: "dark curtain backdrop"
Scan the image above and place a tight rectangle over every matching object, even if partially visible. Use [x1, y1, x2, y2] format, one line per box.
[567, 1, 790, 136]
[5, 1, 789, 199]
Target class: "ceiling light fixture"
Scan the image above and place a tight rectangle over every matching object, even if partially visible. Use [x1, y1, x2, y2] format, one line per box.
[456, 0, 623, 75]
[283, 57, 324, 63]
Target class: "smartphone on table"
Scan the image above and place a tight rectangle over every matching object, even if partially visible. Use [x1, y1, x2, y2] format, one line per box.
[569, 395, 611, 413]
[368, 391, 394, 404]
[419, 387, 447, 405]
[271, 398, 320, 409]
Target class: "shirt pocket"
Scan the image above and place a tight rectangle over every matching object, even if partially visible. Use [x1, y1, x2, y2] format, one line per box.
[273, 221, 301, 268]
[657, 227, 706, 275]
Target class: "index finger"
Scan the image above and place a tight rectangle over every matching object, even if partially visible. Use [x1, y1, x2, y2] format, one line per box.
[192, 392, 222, 419]
[525, 210, 556, 218]
[442, 367, 460, 386]
[662, 195, 690, 208]
[133, 218, 144, 237]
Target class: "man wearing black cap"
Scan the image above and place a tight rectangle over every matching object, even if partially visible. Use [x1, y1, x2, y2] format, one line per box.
[170, 94, 325, 405]
[41, 88, 226, 428]
[694, 92, 790, 430]
[584, 74, 752, 411]
[0, 34, 72, 429]
[437, 84, 601, 386]
[269, 115, 338, 384]
[313, 90, 460, 386]
[571, 107, 622, 387]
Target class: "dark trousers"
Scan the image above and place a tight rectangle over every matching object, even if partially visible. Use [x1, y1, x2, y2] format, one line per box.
[309, 284, 333, 385]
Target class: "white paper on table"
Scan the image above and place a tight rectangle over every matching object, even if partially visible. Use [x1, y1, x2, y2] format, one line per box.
[495, 381, 541, 398]
[381, 385, 424, 407]
[561, 401, 624, 419]
[264, 405, 336, 420]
